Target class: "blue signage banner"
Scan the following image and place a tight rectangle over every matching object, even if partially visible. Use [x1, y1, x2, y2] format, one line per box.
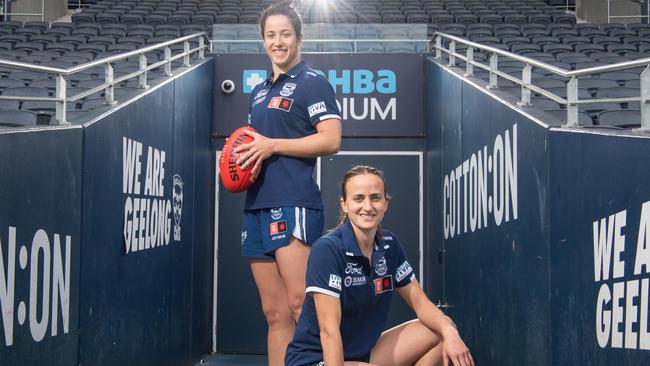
[0, 127, 82, 366]
[549, 130, 650, 365]
[430, 60, 551, 366]
[213, 53, 425, 137]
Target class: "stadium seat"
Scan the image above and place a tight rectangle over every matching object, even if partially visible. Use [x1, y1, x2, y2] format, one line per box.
[0, 78, 25, 90]
[578, 78, 619, 92]
[8, 71, 50, 82]
[580, 102, 622, 115]
[532, 78, 566, 89]
[230, 43, 263, 53]
[598, 109, 641, 128]
[120, 14, 145, 25]
[81, 97, 107, 110]
[0, 100, 20, 109]
[544, 109, 593, 126]
[0, 109, 38, 127]
[357, 41, 385, 52]
[596, 71, 639, 84]
[544, 87, 592, 99]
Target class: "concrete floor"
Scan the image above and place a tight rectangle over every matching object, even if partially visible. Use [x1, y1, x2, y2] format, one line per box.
[194, 354, 267, 366]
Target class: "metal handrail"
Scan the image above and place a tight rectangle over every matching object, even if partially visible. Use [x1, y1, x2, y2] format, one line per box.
[2, 0, 45, 21]
[434, 31, 650, 131]
[210, 37, 430, 53]
[607, 0, 650, 23]
[0, 32, 209, 126]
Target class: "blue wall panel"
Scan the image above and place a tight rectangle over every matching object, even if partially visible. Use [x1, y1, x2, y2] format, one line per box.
[549, 130, 650, 365]
[79, 61, 214, 366]
[0, 127, 82, 366]
[424, 58, 459, 301]
[79, 85, 181, 366]
[429, 60, 551, 366]
[188, 60, 216, 359]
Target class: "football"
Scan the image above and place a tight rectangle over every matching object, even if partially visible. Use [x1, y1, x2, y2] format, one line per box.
[219, 126, 258, 193]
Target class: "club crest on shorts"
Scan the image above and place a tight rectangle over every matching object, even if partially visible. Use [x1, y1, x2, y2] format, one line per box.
[280, 82, 297, 97]
[374, 256, 388, 276]
[270, 208, 283, 220]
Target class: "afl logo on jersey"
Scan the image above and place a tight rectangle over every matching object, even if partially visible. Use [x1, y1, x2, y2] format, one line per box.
[280, 82, 297, 97]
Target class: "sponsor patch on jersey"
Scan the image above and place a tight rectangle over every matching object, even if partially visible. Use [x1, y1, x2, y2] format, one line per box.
[344, 275, 367, 287]
[374, 275, 393, 295]
[307, 101, 327, 117]
[280, 82, 297, 97]
[329, 274, 342, 291]
[396, 261, 413, 282]
[268, 96, 293, 112]
[269, 220, 287, 235]
[254, 89, 269, 99]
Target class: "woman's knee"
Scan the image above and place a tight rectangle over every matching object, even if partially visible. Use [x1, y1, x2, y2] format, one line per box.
[261, 301, 293, 327]
[287, 292, 305, 320]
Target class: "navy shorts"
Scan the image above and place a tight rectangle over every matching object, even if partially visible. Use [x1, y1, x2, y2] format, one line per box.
[241, 207, 324, 259]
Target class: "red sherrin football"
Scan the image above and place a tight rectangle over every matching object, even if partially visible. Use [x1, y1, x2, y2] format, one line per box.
[219, 126, 258, 193]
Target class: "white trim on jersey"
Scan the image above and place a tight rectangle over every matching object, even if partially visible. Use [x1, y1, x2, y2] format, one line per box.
[306, 286, 340, 298]
[318, 114, 341, 121]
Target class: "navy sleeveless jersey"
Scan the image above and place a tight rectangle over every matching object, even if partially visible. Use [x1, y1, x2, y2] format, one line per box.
[245, 61, 340, 210]
[285, 221, 416, 366]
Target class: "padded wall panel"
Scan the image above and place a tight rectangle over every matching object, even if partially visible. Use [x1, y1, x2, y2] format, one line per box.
[428, 60, 551, 366]
[0, 127, 82, 366]
[549, 130, 650, 365]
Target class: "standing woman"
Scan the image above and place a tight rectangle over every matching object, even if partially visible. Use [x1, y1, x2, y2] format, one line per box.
[285, 166, 474, 366]
[233, 1, 342, 365]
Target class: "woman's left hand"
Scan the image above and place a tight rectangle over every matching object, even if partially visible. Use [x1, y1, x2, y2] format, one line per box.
[233, 129, 275, 175]
[441, 327, 475, 366]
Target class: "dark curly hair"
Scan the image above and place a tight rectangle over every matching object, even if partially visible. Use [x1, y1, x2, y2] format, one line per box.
[259, 0, 303, 38]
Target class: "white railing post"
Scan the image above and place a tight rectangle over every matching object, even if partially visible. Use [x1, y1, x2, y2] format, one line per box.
[55, 75, 68, 125]
[199, 36, 205, 59]
[448, 40, 456, 67]
[465, 46, 474, 77]
[105, 63, 116, 106]
[164, 46, 172, 76]
[139, 53, 149, 89]
[565, 76, 579, 127]
[639, 65, 650, 131]
[488, 53, 498, 89]
[519, 63, 532, 106]
[183, 40, 190, 66]
[435, 36, 441, 59]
